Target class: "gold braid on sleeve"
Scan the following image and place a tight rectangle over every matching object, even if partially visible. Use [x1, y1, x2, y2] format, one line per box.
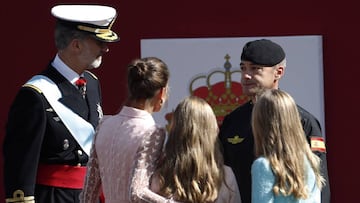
[5, 190, 35, 203]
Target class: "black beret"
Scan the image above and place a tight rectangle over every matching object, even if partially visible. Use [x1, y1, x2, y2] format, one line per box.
[241, 39, 285, 66]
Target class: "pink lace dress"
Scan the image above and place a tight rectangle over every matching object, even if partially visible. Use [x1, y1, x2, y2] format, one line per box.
[79, 106, 177, 203]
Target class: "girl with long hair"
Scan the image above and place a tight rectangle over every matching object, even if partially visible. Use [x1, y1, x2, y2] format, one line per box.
[151, 96, 241, 203]
[251, 89, 325, 203]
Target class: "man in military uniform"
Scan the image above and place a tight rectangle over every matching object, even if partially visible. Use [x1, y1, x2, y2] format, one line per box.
[4, 4, 119, 203]
[218, 39, 330, 203]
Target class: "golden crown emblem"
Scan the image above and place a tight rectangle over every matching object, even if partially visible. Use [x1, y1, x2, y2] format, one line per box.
[189, 54, 250, 125]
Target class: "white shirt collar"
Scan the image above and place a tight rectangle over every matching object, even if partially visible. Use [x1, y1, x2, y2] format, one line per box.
[51, 54, 83, 85]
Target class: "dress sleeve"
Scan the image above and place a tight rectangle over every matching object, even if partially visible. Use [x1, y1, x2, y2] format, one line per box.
[251, 157, 275, 203]
[224, 166, 242, 203]
[79, 129, 102, 203]
[130, 127, 180, 203]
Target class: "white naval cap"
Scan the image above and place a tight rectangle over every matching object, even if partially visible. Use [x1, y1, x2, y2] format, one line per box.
[51, 4, 119, 42]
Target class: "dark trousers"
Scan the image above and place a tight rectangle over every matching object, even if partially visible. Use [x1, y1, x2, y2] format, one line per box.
[35, 184, 82, 203]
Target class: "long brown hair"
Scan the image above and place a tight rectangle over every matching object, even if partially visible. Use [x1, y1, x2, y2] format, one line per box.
[157, 96, 224, 203]
[252, 89, 324, 199]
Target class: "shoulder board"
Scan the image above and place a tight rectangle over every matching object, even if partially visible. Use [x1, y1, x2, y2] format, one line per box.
[22, 84, 42, 94]
[84, 70, 98, 80]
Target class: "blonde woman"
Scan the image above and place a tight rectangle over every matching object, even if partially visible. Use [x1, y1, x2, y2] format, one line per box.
[251, 89, 325, 203]
[150, 96, 241, 203]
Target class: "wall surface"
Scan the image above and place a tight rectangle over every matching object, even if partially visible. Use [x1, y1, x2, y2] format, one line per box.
[1, 0, 359, 202]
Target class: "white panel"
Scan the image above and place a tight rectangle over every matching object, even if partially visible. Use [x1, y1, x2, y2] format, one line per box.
[141, 36, 325, 135]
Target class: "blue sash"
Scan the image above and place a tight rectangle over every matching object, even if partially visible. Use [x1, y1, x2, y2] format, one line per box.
[26, 75, 95, 155]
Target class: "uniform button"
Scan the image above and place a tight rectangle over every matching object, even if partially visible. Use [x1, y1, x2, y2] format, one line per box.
[77, 163, 81, 167]
[63, 139, 69, 150]
[77, 150, 83, 156]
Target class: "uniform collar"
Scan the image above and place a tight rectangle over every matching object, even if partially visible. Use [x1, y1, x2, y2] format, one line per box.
[51, 54, 83, 85]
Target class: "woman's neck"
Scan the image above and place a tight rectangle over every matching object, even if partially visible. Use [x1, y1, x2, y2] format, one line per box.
[125, 99, 154, 113]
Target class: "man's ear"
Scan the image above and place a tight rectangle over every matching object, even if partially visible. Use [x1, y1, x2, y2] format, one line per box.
[275, 66, 285, 79]
[69, 38, 82, 53]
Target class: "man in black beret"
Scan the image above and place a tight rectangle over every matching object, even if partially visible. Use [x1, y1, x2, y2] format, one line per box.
[218, 39, 330, 203]
[3, 4, 119, 203]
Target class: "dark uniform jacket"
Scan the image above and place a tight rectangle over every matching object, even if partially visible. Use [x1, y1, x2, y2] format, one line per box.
[219, 101, 330, 203]
[4, 64, 102, 203]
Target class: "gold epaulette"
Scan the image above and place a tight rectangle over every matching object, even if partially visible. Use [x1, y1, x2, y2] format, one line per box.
[84, 70, 98, 80]
[5, 190, 35, 203]
[22, 84, 42, 94]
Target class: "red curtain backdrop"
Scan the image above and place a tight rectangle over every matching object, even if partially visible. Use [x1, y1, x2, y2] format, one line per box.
[1, 0, 359, 202]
